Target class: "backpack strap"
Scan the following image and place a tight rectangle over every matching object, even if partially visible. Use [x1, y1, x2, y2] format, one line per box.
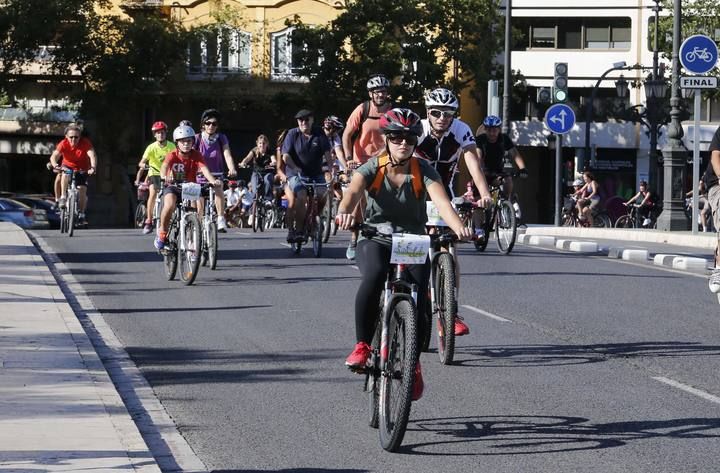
[368, 154, 424, 200]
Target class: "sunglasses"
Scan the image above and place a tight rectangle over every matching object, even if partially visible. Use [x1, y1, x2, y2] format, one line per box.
[67, 135, 81, 140]
[428, 109, 456, 119]
[204, 121, 218, 126]
[297, 117, 311, 122]
[387, 133, 418, 145]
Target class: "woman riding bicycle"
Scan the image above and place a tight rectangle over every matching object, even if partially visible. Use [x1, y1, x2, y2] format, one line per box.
[624, 180, 655, 227]
[239, 134, 276, 200]
[576, 171, 601, 226]
[336, 108, 472, 400]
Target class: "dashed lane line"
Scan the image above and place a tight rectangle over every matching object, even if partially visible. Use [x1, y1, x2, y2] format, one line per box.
[653, 376, 720, 405]
[461, 304, 513, 323]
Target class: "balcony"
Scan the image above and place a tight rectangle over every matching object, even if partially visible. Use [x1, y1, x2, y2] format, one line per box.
[120, 0, 163, 10]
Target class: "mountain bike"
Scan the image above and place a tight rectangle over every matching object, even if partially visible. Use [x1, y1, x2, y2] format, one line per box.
[59, 169, 83, 237]
[290, 179, 327, 257]
[160, 182, 202, 285]
[562, 196, 612, 228]
[321, 170, 338, 243]
[200, 181, 221, 270]
[357, 224, 425, 452]
[615, 203, 643, 228]
[473, 172, 518, 254]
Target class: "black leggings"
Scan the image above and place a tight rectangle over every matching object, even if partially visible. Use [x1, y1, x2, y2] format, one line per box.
[354, 239, 430, 344]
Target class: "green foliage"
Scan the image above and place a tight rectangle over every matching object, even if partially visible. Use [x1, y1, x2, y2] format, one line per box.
[288, 0, 502, 112]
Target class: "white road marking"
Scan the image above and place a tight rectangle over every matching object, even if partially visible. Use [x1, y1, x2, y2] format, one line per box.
[653, 376, 720, 405]
[461, 304, 512, 323]
[280, 242, 291, 248]
[351, 265, 359, 270]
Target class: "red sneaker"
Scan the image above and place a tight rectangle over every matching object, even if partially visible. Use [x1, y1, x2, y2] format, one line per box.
[345, 342, 371, 369]
[454, 315, 470, 336]
[412, 360, 424, 401]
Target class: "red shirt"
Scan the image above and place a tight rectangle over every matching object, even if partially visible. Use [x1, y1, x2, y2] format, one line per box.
[56, 137, 93, 171]
[164, 149, 206, 183]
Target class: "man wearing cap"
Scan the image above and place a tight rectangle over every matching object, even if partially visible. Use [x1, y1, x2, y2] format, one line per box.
[278, 109, 333, 242]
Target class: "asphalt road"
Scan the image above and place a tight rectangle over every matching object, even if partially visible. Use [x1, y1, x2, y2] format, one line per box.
[34, 227, 720, 473]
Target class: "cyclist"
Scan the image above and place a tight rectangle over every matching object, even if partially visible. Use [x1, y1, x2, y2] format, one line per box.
[193, 109, 237, 232]
[576, 171, 600, 226]
[280, 109, 333, 242]
[624, 180, 655, 227]
[475, 115, 528, 198]
[704, 124, 720, 293]
[154, 125, 221, 250]
[323, 115, 348, 201]
[239, 134, 276, 200]
[341, 74, 394, 259]
[137, 121, 176, 234]
[224, 180, 243, 227]
[49, 124, 98, 226]
[416, 87, 492, 337]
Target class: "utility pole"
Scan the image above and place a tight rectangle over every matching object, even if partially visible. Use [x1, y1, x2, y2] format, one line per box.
[502, 0, 512, 136]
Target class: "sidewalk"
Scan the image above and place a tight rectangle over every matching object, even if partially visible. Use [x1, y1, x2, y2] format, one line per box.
[0, 222, 159, 472]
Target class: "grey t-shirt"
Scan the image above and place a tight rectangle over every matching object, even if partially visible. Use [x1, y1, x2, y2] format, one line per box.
[356, 155, 442, 235]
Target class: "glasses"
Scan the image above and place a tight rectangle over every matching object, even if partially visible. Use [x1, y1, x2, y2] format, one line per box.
[297, 117, 311, 122]
[428, 109, 456, 119]
[387, 133, 418, 145]
[204, 121, 218, 126]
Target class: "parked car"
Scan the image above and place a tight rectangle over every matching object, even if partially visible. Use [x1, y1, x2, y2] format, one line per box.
[0, 198, 35, 228]
[13, 196, 59, 229]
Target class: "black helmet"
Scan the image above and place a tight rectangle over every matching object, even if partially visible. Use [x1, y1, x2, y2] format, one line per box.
[200, 109, 220, 124]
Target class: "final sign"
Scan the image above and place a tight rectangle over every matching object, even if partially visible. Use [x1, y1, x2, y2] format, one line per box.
[680, 76, 718, 89]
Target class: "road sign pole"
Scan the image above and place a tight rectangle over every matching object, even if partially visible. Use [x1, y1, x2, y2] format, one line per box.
[555, 134, 562, 226]
[692, 91, 701, 234]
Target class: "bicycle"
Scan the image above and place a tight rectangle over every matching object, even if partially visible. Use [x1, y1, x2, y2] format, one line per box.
[562, 196, 612, 228]
[289, 179, 327, 257]
[160, 182, 202, 285]
[685, 47, 714, 63]
[200, 181, 222, 270]
[615, 203, 643, 228]
[356, 223, 424, 452]
[59, 169, 83, 237]
[321, 169, 340, 243]
[472, 173, 518, 254]
[134, 181, 149, 228]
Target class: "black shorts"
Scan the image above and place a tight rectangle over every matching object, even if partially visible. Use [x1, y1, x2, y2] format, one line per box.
[63, 169, 88, 186]
[161, 185, 182, 200]
[149, 175, 162, 190]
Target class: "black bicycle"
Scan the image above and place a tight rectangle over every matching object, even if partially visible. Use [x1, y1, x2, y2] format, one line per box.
[473, 173, 517, 254]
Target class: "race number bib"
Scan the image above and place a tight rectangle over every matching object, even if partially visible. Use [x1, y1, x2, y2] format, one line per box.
[181, 182, 201, 201]
[426, 201, 448, 227]
[390, 234, 431, 264]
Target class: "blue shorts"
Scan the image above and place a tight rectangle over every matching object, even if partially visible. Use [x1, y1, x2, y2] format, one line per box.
[287, 175, 326, 195]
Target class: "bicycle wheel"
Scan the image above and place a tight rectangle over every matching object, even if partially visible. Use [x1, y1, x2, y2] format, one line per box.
[59, 207, 68, 233]
[179, 213, 201, 285]
[378, 298, 417, 452]
[435, 253, 457, 365]
[495, 200, 517, 254]
[207, 221, 218, 270]
[322, 194, 332, 243]
[164, 217, 178, 280]
[67, 193, 76, 237]
[252, 201, 260, 233]
[592, 212, 611, 228]
[312, 216, 323, 257]
[264, 206, 275, 230]
[331, 200, 339, 235]
[366, 316, 382, 429]
[134, 203, 146, 228]
[473, 208, 489, 252]
[614, 215, 635, 228]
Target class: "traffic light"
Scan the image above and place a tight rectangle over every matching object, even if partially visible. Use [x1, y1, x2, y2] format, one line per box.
[552, 62, 569, 103]
[536, 87, 551, 104]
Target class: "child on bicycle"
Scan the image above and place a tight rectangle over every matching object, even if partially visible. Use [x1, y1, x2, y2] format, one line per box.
[624, 180, 655, 227]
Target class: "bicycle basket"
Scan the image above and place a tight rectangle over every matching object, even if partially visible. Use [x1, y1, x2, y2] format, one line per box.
[137, 183, 149, 201]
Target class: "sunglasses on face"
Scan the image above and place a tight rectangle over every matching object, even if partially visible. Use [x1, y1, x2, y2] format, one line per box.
[297, 117, 311, 123]
[387, 133, 418, 145]
[428, 109, 455, 119]
[204, 121, 218, 126]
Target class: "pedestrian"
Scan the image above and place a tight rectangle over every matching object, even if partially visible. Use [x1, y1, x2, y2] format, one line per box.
[704, 124, 720, 293]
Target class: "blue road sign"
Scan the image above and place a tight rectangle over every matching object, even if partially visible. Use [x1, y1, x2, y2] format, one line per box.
[544, 103, 575, 135]
[680, 35, 718, 75]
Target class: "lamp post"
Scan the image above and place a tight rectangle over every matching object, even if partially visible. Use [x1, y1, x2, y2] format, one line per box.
[657, 0, 687, 231]
[502, 0, 512, 136]
[648, 0, 663, 196]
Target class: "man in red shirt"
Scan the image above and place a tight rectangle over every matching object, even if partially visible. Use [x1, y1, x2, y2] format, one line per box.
[155, 124, 220, 250]
[49, 124, 98, 225]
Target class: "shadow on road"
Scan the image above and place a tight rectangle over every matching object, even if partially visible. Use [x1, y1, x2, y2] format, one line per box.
[212, 469, 368, 473]
[100, 304, 271, 314]
[453, 341, 720, 368]
[402, 415, 720, 455]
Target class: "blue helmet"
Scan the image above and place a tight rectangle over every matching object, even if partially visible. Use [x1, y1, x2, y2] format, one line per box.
[483, 115, 502, 128]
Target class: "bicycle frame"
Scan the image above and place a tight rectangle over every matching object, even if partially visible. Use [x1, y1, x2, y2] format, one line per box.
[379, 264, 418, 366]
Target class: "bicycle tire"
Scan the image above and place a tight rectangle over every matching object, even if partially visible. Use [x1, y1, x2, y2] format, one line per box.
[561, 214, 575, 227]
[59, 207, 67, 233]
[495, 200, 517, 254]
[252, 201, 260, 233]
[322, 193, 332, 243]
[258, 204, 265, 232]
[435, 253, 457, 365]
[208, 221, 218, 270]
[67, 193, 76, 237]
[313, 216, 323, 257]
[367, 316, 382, 429]
[179, 213, 201, 285]
[614, 215, 635, 228]
[592, 212, 611, 228]
[291, 241, 301, 254]
[378, 298, 417, 452]
[331, 200, 339, 235]
[134, 203, 146, 228]
[164, 216, 178, 280]
[264, 207, 275, 230]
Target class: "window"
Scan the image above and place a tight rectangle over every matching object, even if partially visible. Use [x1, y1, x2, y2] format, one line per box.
[271, 28, 303, 79]
[187, 28, 251, 76]
[513, 17, 631, 51]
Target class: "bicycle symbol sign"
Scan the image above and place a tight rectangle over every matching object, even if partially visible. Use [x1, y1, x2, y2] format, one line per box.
[680, 35, 718, 74]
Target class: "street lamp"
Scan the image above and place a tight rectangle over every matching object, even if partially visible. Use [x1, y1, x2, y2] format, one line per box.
[615, 75, 629, 98]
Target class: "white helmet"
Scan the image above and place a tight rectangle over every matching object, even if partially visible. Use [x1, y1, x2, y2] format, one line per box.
[366, 74, 390, 91]
[173, 125, 195, 141]
[425, 88, 459, 110]
[572, 179, 584, 186]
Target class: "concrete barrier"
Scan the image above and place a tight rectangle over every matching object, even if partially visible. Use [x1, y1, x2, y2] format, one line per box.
[608, 247, 625, 259]
[568, 241, 598, 252]
[621, 249, 649, 261]
[672, 257, 710, 271]
[653, 254, 678, 267]
[517, 233, 529, 244]
[555, 239, 569, 249]
[528, 235, 556, 246]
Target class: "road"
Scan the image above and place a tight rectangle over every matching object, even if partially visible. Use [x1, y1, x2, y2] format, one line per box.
[34, 227, 720, 473]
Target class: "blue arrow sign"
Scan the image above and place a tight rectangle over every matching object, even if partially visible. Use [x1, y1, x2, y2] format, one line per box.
[680, 35, 718, 75]
[544, 104, 575, 135]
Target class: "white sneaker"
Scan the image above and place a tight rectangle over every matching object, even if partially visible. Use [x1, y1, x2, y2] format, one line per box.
[217, 216, 227, 232]
[643, 218, 651, 227]
[709, 268, 720, 294]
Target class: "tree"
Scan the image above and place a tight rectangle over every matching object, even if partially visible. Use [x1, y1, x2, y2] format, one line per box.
[288, 0, 503, 112]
